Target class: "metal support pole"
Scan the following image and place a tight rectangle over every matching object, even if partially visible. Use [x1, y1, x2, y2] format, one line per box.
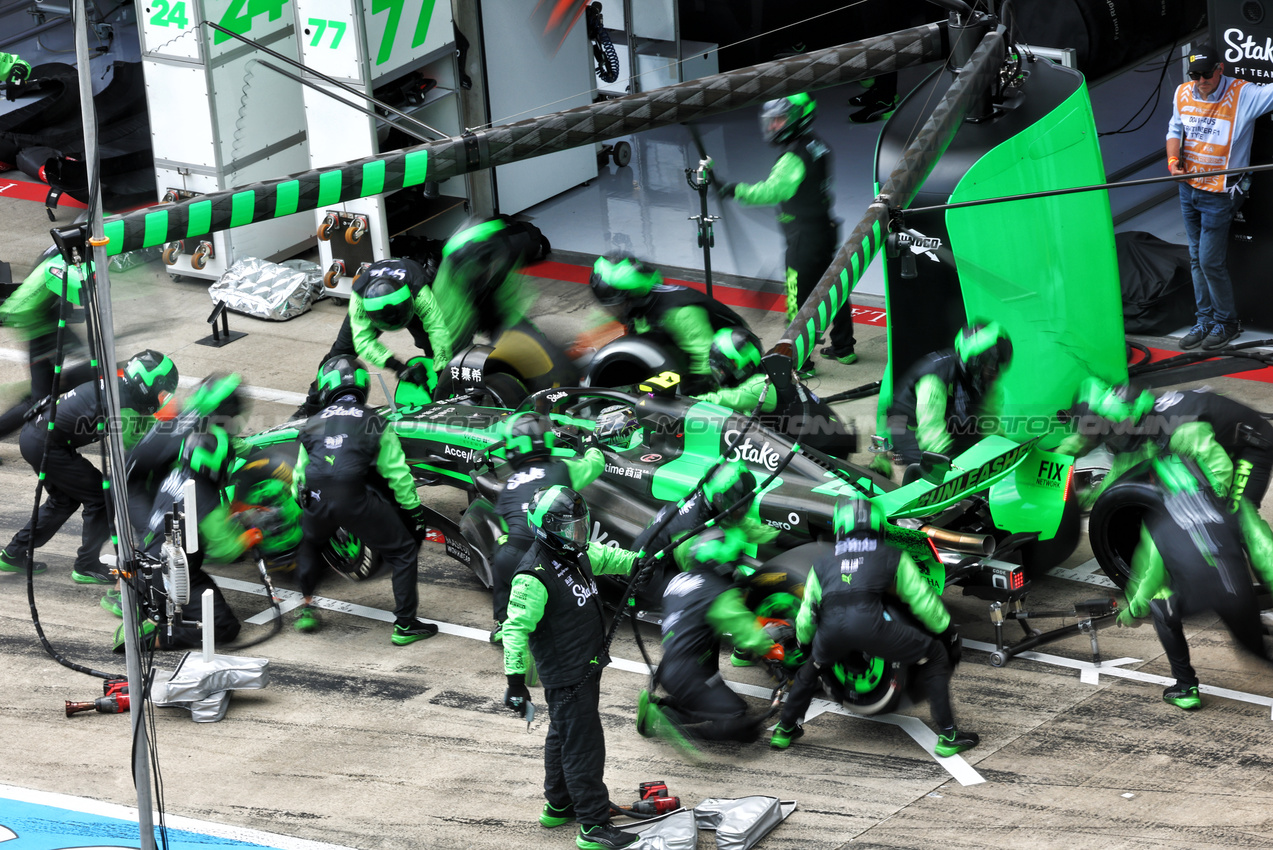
[685, 156, 717, 296]
[71, 0, 155, 846]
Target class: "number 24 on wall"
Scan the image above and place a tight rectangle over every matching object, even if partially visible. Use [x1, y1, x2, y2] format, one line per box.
[148, 0, 190, 29]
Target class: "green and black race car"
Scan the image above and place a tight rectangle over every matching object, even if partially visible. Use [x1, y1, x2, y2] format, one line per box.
[229, 378, 1079, 711]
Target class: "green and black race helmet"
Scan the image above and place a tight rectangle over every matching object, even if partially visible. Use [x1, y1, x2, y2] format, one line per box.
[594, 404, 640, 450]
[760, 93, 816, 145]
[188, 373, 249, 435]
[687, 526, 747, 577]
[709, 327, 763, 388]
[703, 460, 757, 521]
[359, 258, 428, 331]
[442, 218, 522, 303]
[589, 254, 661, 308]
[528, 484, 590, 553]
[833, 497, 885, 542]
[503, 411, 557, 467]
[1070, 377, 1154, 453]
[182, 424, 235, 486]
[954, 321, 1013, 397]
[316, 354, 370, 407]
[117, 349, 178, 415]
[1072, 377, 1153, 428]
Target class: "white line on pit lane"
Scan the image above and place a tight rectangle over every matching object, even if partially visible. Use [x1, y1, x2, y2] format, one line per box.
[213, 575, 987, 784]
[962, 638, 1273, 718]
[0, 347, 308, 406]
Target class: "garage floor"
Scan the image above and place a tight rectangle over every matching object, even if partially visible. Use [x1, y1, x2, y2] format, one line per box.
[3, 136, 1273, 849]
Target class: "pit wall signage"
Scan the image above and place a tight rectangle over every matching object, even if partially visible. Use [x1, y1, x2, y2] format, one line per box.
[1223, 28, 1273, 80]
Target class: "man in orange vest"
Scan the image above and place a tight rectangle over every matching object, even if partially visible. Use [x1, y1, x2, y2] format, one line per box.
[1167, 43, 1273, 351]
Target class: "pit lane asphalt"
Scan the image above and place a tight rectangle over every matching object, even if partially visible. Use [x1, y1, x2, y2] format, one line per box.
[2, 232, 1273, 849]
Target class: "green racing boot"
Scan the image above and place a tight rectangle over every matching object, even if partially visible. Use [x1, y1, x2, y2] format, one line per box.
[294, 606, 320, 633]
[635, 689, 699, 760]
[1163, 682, 1202, 710]
[72, 563, 115, 584]
[100, 589, 123, 618]
[540, 800, 575, 828]
[0, 550, 45, 574]
[819, 345, 858, 365]
[112, 620, 157, 653]
[770, 721, 804, 749]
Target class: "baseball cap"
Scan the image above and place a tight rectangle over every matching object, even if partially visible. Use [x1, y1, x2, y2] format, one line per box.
[1188, 46, 1219, 77]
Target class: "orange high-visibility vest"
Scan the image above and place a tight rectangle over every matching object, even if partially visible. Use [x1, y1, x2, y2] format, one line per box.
[1176, 77, 1249, 193]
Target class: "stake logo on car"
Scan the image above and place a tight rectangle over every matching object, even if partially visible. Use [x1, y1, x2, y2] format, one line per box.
[725, 431, 782, 471]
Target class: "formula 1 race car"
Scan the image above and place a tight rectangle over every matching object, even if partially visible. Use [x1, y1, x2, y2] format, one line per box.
[231, 381, 1079, 713]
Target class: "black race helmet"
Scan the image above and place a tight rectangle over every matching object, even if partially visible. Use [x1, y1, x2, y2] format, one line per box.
[316, 354, 370, 407]
[954, 322, 1013, 398]
[117, 349, 178, 415]
[181, 425, 235, 486]
[188, 373, 249, 435]
[759, 93, 816, 145]
[703, 461, 757, 521]
[359, 258, 428, 331]
[833, 497, 885, 542]
[442, 218, 523, 311]
[589, 254, 661, 309]
[708, 327, 763, 388]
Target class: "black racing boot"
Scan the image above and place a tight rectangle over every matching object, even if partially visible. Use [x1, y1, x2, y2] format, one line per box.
[934, 727, 979, 757]
[391, 618, 439, 645]
[576, 822, 638, 850]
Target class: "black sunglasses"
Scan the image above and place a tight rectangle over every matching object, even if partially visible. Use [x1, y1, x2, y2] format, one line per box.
[1189, 67, 1217, 80]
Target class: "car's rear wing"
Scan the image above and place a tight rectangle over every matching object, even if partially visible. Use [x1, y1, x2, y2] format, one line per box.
[874, 435, 1044, 519]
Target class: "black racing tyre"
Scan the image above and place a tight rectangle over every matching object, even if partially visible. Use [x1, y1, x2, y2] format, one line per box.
[435, 370, 528, 408]
[474, 371, 528, 408]
[744, 558, 809, 621]
[324, 528, 382, 582]
[826, 657, 905, 716]
[584, 333, 684, 389]
[1088, 477, 1159, 589]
